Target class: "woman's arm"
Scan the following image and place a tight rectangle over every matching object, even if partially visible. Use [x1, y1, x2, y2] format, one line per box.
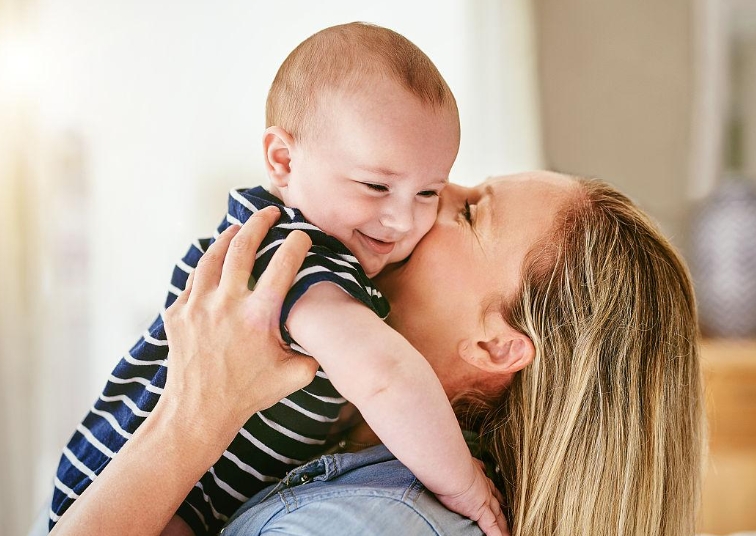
[50, 207, 318, 536]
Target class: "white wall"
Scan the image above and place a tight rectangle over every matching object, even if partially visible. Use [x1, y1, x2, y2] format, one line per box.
[534, 0, 694, 243]
[1, 1, 542, 532]
[0, 5, 37, 533]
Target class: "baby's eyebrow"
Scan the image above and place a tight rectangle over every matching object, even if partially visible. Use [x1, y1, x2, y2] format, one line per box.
[355, 165, 401, 177]
[424, 177, 449, 187]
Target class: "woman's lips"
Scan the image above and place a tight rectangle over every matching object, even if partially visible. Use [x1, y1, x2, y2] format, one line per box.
[357, 231, 396, 255]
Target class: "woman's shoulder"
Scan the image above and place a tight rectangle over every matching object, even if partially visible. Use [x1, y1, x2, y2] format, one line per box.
[221, 446, 484, 536]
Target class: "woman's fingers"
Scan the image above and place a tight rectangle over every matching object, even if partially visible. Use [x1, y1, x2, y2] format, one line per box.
[260, 351, 319, 410]
[251, 229, 312, 312]
[220, 206, 282, 293]
[190, 224, 240, 299]
[173, 270, 195, 307]
[285, 352, 319, 390]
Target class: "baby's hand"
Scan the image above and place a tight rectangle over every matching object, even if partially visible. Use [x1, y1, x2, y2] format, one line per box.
[435, 459, 509, 536]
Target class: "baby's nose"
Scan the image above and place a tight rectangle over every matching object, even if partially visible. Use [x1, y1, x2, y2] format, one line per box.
[380, 202, 413, 234]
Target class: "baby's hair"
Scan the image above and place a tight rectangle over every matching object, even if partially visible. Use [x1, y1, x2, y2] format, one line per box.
[266, 22, 459, 141]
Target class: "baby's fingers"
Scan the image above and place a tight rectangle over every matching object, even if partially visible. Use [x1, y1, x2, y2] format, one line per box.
[476, 504, 505, 536]
[492, 499, 509, 536]
[488, 478, 504, 508]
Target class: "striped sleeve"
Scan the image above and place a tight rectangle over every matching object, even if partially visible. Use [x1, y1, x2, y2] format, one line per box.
[230, 188, 390, 344]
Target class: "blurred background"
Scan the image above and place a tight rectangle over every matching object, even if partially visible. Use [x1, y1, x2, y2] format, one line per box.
[1, 1, 755, 534]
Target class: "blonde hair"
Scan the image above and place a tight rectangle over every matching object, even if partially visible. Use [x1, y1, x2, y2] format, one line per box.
[460, 178, 704, 535]
[265, 22, 459, 141]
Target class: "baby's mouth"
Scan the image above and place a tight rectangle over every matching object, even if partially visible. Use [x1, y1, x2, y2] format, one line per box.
[357, 231, 395, 255]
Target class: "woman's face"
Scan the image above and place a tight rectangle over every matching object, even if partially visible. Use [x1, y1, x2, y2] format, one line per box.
[374, 171, 576, 396]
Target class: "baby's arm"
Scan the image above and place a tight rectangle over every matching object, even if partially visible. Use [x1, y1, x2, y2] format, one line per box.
[287, 284, 506, 536]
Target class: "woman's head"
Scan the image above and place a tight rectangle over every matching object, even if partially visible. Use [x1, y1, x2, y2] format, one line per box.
[375, 171, 576, 395]
[377, 171, 703, 535]
[486, 176, 702, 535]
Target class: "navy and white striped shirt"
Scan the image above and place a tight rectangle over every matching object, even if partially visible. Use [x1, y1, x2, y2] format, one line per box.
[51, 187, 390, 535]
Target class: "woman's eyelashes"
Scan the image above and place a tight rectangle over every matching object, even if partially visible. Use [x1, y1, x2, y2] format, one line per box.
[461, 200, 480, 228]
[461, 200, 473, 223]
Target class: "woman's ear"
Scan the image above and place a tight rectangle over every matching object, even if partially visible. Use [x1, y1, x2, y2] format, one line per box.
[457, 314, 535, 374]
[263, 126, 295, 188]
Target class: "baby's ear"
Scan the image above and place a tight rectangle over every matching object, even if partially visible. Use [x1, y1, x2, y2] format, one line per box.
[457, 314, 534, 374]
[263, 127, 294, 187]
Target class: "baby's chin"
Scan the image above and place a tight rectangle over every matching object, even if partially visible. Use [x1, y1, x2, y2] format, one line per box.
[360, 255, 411, 279]
[362, 264, 383, 279]
[355, 255, 390, 279]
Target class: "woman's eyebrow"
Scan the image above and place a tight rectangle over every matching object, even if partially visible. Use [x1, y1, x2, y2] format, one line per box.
[481, 185, 495, 229]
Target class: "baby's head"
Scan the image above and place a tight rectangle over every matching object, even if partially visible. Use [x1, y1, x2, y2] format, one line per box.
[263, 22, 460, 277]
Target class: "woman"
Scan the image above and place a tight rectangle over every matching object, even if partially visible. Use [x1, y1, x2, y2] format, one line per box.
[49, 171, 703, 536]
[380, 172, 703, 534]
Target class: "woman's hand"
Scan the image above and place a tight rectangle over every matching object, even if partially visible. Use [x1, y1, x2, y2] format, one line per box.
[51, 206, 318, 536]
[162, 205, 319, 449]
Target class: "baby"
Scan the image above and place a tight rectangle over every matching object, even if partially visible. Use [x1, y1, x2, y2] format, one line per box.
[51, 22, 501, 536]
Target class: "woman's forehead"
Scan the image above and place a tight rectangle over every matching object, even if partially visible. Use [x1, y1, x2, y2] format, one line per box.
[481, 170, 572, 188]
[478, 173, 577, 215]
[477, 173, 577, 267]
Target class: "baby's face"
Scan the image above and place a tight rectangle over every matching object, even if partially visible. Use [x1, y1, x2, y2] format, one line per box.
[278, 80, 460, 277]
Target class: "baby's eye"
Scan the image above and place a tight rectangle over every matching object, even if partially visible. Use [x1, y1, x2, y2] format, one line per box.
[417, 190, 439, 198]
[362, 182, 389, 192]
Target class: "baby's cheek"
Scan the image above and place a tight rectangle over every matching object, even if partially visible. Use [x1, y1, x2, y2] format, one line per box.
[415, 218, 436, 246]
[420, 203, 440, 234]
[393, 236, 423, 264]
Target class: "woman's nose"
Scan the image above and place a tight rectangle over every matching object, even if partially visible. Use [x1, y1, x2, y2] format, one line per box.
[439, 182, 473, 211]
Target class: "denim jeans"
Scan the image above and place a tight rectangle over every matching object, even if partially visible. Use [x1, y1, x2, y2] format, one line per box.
[221, 444, 484, 536]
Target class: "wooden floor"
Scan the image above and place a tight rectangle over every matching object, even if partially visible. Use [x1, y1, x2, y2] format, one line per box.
[698, 340, 756, 535]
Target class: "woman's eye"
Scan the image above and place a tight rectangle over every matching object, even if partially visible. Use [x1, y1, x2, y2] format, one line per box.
[417, 190, 439, 198]
[363, 183, 389, 192]
[462, 200, 473, 222]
